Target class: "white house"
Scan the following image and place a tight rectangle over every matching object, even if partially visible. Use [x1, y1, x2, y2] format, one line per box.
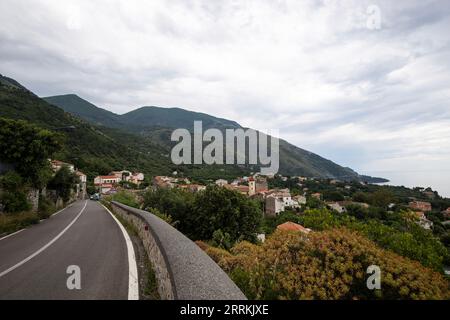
[327, 202, 345, 213]
[94, 175, 121, 185]
[215, 179, 228, 186]
[265, 189, 300, 217]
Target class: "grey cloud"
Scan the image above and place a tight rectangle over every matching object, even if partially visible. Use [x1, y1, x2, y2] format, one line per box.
[0, 0, 449, 179]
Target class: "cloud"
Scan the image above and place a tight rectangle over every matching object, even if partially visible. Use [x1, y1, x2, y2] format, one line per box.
[1, 0, 450, 185]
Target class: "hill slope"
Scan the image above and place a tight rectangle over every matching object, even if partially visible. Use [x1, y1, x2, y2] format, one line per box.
[0, 81, 173, 179]
[44, 92, 383, 181]
[43, 94, 123, 128]
[121, 106, 241, 131]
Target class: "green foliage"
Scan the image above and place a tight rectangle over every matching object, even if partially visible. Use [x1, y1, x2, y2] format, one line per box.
[0, 118, 61, 187]
[47, 165, 79, 202]
[0, 171, 31, 213]
[190, 186, 262, 243]
[322, 190, 345, 201]
[306, 196, 323, 209]
[143, 186, 262, 244]
[109, 190, 140, 208]
[148, 207, 176, 226]
[38, 195, 57, 219]
[204, 228, 449, 300]
[292, 208, 448, 271]
[211, 229, 233, 250]
[0, 191, 31, 213]
[0, 212, 39, 235]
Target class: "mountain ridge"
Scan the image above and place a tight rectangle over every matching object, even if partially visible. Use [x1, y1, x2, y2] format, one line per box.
[42, 92, 387, 182]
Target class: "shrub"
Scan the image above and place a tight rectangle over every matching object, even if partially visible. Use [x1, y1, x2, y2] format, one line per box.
[38, 195, 57, 219]
[0, 212, 40, 235]
[47, 165, 79, 202]
[204, 228, 450, 300]
[111, 190, 140, 208]
[0, 171, 31, 213]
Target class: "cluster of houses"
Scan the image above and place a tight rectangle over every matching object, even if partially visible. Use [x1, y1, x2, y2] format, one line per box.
[94, 170, 145, 194]
[152, 174, 309, 218]
[150, 174, 450, 233]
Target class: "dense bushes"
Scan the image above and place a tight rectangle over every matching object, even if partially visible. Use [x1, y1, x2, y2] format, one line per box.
[143, 186, 262, 243]
[47, 165, 79, 202]
[0, 117, 61, 188]
[0, 171, 31, 213]
[104, 190, 140, 208]
[0, 212, 40, 235]
[272, 208, 449, 271]
[202, 228, 449, 300]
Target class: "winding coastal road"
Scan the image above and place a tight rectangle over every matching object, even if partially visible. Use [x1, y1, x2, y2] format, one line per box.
[0, 200, 137, 300]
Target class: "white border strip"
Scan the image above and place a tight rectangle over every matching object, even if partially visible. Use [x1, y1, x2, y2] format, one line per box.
[0, 229, 25, 242]
[0, 202, 75, 242]
[102, 204, 139, 300]
[0, 201, 88, 278]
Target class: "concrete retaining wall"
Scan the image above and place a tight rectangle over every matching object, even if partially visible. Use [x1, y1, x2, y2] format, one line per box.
[110, 201, 247, 300]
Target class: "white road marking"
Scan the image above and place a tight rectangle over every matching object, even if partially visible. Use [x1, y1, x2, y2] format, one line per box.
[0, 229, 25, 241]
[102, 204, 139, 300]
[0, 201, 88, 278]
[0, 202, 75, 242]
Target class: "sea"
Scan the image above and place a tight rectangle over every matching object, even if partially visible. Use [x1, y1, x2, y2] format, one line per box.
[364, 170, 450, 199]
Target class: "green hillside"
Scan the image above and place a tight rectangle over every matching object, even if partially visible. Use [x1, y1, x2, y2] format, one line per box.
[43, 94, 123, 128]
[43, 91, 382, 181]
[121, 106, 241, 131]
[1, 74, 385, 181]
[0, 80, 172, 180]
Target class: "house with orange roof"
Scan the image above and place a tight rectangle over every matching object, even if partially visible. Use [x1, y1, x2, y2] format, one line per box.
[409, 201, 432, 212]
[277, 221, 311, 234]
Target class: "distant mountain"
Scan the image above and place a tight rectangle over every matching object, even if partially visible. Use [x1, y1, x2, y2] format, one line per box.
[0, 74, 28, 91]
[0, 79, 174, 179]
[43, 94, 123, 128]
[122, 106, 241, 131]
[43, 91, 387, 182]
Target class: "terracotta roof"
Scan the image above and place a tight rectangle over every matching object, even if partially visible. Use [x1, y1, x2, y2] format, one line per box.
[277, 222, 311, 233]
[99, 175, 118, 179]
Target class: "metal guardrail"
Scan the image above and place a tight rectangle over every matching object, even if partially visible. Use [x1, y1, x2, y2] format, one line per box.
[111, 201, 247, 300]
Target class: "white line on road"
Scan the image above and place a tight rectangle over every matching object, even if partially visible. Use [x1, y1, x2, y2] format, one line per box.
[0, 229, 25, 242]
[0, 201, 88, 279]
[0, 202, 75, 242]
[102, 204, 139, 300]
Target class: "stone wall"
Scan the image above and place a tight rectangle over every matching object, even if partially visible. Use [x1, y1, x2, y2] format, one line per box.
[111, 203, 175, 299]
[110, 201, 247, 300]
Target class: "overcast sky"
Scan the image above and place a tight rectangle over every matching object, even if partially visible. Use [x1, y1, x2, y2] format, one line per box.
[1, 0, 450, 184]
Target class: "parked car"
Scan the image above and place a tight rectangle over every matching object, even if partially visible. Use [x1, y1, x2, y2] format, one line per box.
[90, 193, 100, 201]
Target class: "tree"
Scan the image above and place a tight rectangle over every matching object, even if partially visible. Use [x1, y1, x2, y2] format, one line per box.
[323, 190, 345, 201]
[143, 186, 262, 244]
[0, 118, 62, 188]
[0, 171, 31, 213]
[47, 165, 79, 202]
[190, 186, 262, 243]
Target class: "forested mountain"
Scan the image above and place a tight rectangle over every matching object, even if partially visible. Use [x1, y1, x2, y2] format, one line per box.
[1, 74, 385, 181]
[0, 78, 172, 179]
[44, 92, 385, 182]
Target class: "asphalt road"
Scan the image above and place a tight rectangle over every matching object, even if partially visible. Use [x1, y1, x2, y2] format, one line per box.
[0, 200, 130, 300]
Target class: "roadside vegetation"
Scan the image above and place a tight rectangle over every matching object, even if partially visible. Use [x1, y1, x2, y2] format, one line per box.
[199, 228, 449, 300]
[143, 185, 262, 246]
[0, 118, 79, 235]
